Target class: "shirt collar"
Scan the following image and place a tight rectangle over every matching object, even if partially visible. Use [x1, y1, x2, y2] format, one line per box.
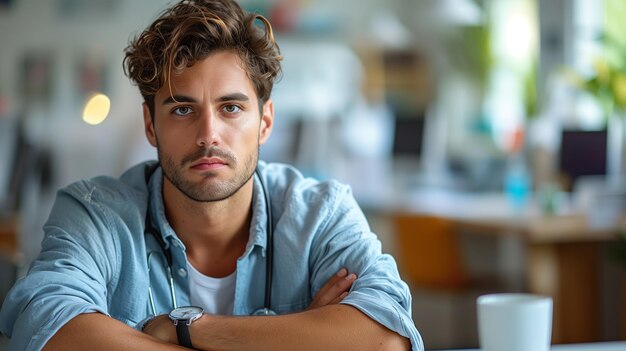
[247, 171, 270, 255]
[147, 166, 178, 249]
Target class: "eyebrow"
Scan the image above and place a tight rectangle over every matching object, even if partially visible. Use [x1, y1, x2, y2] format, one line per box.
[161, 93, 250, 105]
[217, 93, 250, 103]
[162, 95, 197, 105]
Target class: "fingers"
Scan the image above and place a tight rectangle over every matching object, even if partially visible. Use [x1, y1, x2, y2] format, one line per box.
[329, 291, 349, 305]
[309, 268, 357, 310]
[316, 268, 348, 297]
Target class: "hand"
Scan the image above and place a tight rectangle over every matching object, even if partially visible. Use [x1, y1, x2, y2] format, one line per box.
[141, 314, 178, 345]
[308, 268, 356, 310]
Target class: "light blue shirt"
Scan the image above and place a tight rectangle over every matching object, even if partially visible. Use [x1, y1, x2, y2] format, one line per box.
[0, 161, 423, 350]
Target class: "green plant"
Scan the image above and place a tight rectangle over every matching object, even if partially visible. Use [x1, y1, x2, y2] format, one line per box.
[569, 33, 626, 120]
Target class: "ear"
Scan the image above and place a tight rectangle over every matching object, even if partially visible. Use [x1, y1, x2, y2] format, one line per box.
[143, 103, 158, 148]
[259, 99, 274, 146]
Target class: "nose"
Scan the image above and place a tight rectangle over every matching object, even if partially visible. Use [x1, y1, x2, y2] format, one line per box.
[196, 110, 220, 147]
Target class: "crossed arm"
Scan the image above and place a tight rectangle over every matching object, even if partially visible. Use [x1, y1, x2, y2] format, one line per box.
[144, 304, 409, 351]
[44, 269, 411, 351]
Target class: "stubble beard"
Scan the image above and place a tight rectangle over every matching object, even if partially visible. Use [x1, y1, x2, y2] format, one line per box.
[158, 144, 259, 203]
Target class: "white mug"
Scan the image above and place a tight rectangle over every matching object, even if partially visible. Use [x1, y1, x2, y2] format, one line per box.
[477, 293, 553, 351]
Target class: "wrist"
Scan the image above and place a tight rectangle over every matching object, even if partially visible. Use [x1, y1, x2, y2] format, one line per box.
[141, 314, 177, 344]
[137, 315, 157, 332]
[188, 313, 218, 348]
[169, 306, 204, 348]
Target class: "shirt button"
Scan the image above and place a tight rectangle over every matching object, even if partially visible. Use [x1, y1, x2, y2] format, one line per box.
[178, 268, 187, 278]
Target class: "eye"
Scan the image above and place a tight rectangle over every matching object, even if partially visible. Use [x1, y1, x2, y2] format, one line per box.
[222, 104, 242, 114]
[172, 106, 193, 116]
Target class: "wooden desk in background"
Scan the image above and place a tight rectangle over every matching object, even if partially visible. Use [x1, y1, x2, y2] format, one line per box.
[0, 215, 20, 306]
[450, 213, 620, 344]
[0, 215, 18, 261]
[353, 186, 622, 344]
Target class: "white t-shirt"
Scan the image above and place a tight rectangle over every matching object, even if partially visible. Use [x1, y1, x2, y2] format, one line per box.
[187, 261, 236, 315]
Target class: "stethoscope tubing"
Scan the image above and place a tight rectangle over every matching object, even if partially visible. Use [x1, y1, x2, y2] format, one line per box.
[260, 168, 273, 312]
[147, 251, 178, 316]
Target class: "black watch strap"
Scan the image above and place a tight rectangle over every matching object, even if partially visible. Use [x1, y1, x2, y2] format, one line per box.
[176, 322, 193, 348]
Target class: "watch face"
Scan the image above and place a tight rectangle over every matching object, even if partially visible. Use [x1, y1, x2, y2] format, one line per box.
[169, 306, 204, 320]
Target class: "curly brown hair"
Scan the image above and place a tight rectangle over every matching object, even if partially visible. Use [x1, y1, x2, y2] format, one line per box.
[123, 0, 282, 118]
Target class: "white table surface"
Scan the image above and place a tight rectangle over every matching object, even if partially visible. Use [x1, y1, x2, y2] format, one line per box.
[434, 341, 626, 351]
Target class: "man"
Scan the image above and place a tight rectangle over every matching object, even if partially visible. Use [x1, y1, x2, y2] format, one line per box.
[0, 0, 423, 350]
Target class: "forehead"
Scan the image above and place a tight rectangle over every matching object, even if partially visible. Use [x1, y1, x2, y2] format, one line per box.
[156, 51, 257, 101]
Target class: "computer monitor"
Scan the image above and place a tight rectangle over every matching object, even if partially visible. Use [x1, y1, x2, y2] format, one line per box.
[559, 129, 607, 188]
[392, 115, 425, 158]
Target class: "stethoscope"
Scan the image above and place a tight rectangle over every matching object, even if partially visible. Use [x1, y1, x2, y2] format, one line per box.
[145, 167, 276, 316]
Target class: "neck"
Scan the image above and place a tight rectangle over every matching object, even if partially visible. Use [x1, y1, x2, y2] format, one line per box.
[162, 177, 253, 277]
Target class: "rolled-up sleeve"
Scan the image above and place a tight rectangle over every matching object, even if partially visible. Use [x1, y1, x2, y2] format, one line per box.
[309, 185, 424, 351]
[0, 183, 117, 350]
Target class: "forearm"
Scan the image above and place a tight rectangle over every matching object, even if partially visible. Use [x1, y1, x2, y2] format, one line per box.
[191, 305, 410, 351]
[44, 313, 188, 351]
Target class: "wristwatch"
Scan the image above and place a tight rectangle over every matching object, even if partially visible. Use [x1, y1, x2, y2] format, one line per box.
[168, 306, 204, 348]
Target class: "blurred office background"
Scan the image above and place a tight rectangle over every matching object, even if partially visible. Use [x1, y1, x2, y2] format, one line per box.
[2, 0, 626, 349]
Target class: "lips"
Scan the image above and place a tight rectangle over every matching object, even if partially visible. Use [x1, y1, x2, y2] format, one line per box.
[190, 157, 227, 170]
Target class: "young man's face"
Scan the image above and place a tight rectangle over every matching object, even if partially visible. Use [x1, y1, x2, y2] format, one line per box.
[144, 50, 274, 202]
